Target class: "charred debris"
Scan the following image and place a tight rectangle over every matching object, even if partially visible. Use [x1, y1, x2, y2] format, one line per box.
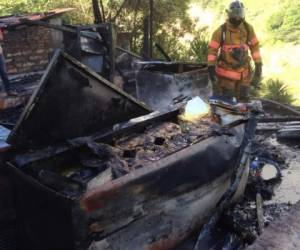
[0, 6, 234, 249]
[0, 2, 300, 250]
[0, 53, 251, 249]
[0, 55, 251, 249]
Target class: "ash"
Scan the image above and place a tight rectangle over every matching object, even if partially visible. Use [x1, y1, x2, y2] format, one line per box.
[178, 129, 300, 250]
[114, 119, 215, 171]
[221, 130, 299, 249]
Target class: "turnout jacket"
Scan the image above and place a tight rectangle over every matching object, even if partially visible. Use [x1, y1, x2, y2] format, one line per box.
[207, 20, 262, 81]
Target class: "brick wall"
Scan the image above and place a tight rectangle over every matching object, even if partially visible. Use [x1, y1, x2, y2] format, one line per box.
[2, 18, 63, 75]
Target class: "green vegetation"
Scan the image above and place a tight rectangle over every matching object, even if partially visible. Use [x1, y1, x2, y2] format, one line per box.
[0, 0, 94, 23]
[262, 79, 295, 105]
[190, 32, 209, 63]
[0, 0, 299, 104]
[0, 0, 203, 59]
[267, 1, 300, 44]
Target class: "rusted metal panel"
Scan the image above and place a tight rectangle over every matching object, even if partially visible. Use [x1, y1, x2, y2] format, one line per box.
[88, 165, 249, 250]
[87, 173, 233, 250]
[7, 50, 151, 149]
[0, 8, 74, 27]
[135, 62, 209, 110]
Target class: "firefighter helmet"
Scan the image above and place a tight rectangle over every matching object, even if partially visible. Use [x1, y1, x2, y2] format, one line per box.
[226, 1, 245, 20]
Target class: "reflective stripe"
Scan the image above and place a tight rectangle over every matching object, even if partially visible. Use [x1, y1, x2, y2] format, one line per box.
[216, 66, 249, 81]
[209, 40, 220, 49]
[216, 67, 241, 80]
[252, 51, 261, 60]
[250, 36, 259, 45]
[207, 54, 217, 62]
[222, 44, 249, 52]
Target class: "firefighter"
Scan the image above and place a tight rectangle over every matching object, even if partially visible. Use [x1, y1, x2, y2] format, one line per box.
[207, 0, 262, 102]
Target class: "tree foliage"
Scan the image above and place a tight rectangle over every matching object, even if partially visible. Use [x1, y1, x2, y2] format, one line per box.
[0, 0, 94, 23]
[267, 1, 300, 44]
[2, 0, 299, 67]
[0, 0, 211, 61]
[111, 0, 195, 59]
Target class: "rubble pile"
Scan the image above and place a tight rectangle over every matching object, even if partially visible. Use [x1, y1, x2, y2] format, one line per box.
[115, 119, 214, 169]
[252, 135, 287, 169]
[217, 128, 300, 249]
[14, 117, 220, 198]
[178, 121, 299, 250]
[263, 203, 292, 225]
[1, 5, 299, 249]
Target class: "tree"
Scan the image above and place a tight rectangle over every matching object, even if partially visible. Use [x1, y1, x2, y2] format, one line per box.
[0, 0, 94, 23]
[0, 0, 209, 61]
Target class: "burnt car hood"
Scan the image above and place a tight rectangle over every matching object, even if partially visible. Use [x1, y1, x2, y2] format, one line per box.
[7, 50, 151, 149]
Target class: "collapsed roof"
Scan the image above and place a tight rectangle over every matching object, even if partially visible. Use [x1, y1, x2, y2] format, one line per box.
[0, 8, 74, 27]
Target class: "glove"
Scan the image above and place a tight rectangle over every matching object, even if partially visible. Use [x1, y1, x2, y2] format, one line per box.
[208, 65, 220, 95]
[251, 63, 262, 89]
[208, 65, 217, 83]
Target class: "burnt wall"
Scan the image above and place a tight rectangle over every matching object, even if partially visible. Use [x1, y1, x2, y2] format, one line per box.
[2, 18, 63, 75]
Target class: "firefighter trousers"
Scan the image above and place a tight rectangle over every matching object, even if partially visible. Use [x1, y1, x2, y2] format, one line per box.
[216, 74, 251, 102]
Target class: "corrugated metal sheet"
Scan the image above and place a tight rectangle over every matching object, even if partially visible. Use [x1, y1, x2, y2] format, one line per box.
[0, 8, 74, 27]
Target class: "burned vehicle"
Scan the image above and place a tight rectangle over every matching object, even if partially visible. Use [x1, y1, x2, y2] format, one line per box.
[0, 50, 256, 250]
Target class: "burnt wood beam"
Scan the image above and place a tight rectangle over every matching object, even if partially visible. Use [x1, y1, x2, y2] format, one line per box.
[155, 43, 172, 61]
[149, 0, 154, 58]
[258, 116, 300, 123]
[92, 0, 103, 24]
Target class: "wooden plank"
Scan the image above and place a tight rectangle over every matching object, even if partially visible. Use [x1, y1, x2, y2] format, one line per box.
[256, 193, 264, 235]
